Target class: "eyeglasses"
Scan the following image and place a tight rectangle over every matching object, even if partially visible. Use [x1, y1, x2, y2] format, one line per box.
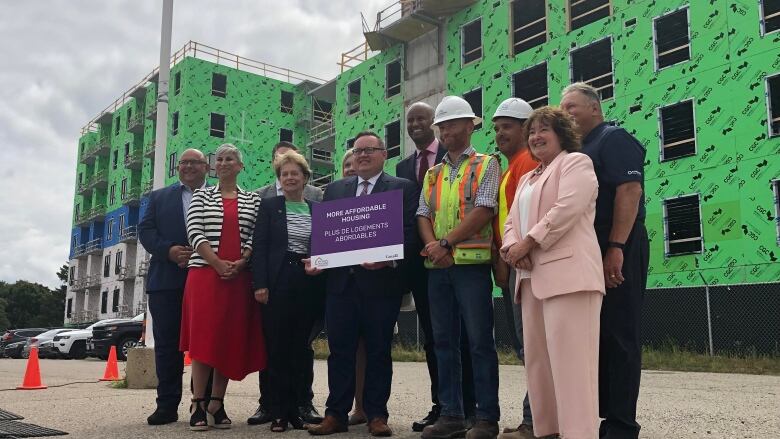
[178, 160, 207, 167]
[353, 147, 385, 156]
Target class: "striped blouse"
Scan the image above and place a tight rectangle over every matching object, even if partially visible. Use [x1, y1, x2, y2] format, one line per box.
[185, 185, 259, 268]
[285, 201, 311, 254]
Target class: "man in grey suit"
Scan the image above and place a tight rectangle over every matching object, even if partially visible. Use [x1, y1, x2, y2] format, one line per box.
[255, 141, 324, 201]
[249, 141, 325, 426]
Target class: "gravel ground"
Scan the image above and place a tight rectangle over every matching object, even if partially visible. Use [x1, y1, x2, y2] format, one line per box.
[1, 358, 778, 438]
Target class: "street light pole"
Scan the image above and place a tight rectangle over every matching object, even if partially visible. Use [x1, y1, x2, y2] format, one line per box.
[153, 0, 174, 191]
[144, 0, 174, 349]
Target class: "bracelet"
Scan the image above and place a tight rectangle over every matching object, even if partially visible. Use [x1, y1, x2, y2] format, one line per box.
[607, 241, 625, 250]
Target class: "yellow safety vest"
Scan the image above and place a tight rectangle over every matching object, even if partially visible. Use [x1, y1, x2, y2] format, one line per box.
[497, 171, 511, 242]
[422, 152, 494, 267]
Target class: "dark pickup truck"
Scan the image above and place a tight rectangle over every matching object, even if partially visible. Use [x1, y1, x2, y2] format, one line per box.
[89, 315, 143, 361]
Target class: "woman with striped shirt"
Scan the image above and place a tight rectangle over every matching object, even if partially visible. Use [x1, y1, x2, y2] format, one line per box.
[181, 144, 266, 431]
[252, 150, 324, 432]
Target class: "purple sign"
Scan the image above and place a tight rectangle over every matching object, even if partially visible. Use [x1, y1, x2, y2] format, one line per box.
[310, 189, 404, 269]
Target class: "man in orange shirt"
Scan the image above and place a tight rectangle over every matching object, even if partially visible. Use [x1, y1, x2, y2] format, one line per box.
[491, 98, 538, 438]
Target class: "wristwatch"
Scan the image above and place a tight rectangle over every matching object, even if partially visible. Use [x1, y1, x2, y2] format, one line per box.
[439, 239, 452, 250]
[607, 241, 625, 250]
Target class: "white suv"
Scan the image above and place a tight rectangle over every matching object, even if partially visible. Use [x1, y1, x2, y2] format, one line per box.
[53, 319, 129, 359]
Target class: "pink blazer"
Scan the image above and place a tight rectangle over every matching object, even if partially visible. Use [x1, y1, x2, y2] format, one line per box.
[502, 151, 605, 301]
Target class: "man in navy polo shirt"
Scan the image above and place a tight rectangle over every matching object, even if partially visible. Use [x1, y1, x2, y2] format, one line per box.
[561, 83, 649, 439]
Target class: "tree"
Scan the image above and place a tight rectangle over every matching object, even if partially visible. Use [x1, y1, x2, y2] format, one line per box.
[54, 263, 68, 310]
[0, 295, 10, 332]
[0, 265, 68, 330]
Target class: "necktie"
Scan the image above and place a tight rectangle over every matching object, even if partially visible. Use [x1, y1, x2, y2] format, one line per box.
[359, 180, 370, 196]
[417, 149, 431, 184]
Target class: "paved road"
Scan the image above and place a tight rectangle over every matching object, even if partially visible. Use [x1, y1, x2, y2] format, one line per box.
[1, 358, 778, 438]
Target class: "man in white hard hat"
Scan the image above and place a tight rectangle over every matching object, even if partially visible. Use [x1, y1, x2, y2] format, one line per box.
[417, 96, 501, 439]
[490, 98, 538, 439]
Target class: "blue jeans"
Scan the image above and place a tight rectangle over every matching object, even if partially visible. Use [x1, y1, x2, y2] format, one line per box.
[428, 264, 500, 422]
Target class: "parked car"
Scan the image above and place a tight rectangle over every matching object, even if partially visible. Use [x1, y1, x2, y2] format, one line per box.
[89, 313, 145, 361]
[4, 340, 28, 359]
[0, 328, 48, 358]
[36, 340, 60, 359]
[23, 328, 73, 359]
[53, 319, 129, 359]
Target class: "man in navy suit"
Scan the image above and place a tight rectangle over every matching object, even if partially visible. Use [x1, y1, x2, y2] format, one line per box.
[139, 148, 208, 425]
[307, 131, 417, 437]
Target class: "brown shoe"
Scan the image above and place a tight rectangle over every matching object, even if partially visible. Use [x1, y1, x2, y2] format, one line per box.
[368, 417, 393, 437]
[348, 411, 367, 425]
[499, 424, 534, 438]
[307, 415, 348, 436]
[465, 420, 499, 439]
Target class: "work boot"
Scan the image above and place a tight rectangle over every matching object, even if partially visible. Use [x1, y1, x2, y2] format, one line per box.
[465, 420, 499, 439]
[422, 416, 468, 439]
[498, 423, 535, 439]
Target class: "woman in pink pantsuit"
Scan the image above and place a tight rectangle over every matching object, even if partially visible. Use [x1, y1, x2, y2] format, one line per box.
[500, 107, 605, 439]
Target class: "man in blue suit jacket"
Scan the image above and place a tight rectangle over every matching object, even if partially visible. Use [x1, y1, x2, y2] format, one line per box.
[139, 148, 208, 425]
[308, 131, 417, 437]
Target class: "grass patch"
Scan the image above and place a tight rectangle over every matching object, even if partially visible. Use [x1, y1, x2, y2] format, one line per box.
[641, 345, 780, 375]
[109, 378, 128, 388]
[313, 339, 780, 375]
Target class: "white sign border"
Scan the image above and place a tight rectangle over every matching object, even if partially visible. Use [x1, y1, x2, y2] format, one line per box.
[311, 244, 404, 270]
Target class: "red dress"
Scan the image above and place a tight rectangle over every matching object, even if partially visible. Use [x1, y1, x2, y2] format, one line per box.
[180, 198, 266, 380]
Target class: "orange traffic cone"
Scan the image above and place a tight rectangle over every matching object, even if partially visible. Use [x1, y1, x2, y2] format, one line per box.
[184, 351, 191, 366]
[99, 345, 121, 381]
[17, 346, 47, 390]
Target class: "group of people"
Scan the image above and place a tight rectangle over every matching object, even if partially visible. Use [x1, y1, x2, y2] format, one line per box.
[138, 81, 648, 439]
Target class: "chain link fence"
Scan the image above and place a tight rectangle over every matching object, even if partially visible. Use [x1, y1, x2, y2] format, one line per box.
[392, 282, 780, 356]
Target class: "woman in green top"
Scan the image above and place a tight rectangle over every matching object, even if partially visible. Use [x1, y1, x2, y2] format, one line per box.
[252, 150, 323, 432]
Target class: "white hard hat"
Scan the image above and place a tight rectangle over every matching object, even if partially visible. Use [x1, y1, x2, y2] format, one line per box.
[433, 96, 483, 126]
[492, 98, 533, 121]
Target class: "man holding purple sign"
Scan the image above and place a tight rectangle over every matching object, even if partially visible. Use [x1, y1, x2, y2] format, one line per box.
[307, 131, 418, 437]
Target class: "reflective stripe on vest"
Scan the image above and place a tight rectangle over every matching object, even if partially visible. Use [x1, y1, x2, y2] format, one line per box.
[497, 170, 511, 241]
[423, 153, 493, 266]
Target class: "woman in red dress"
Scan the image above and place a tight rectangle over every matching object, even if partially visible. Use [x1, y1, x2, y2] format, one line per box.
[180, 143, 265, 431]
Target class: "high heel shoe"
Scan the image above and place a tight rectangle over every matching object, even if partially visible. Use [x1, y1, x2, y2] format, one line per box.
[271, 418, 288, 433]
[206, 397, 232, 429]
[189, 398, 208, 431]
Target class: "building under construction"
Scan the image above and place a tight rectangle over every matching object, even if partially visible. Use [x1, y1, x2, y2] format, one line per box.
[67, 0, 780, 353]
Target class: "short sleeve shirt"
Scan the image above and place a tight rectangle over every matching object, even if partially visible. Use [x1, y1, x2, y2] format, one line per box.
[415, 147, 500, 218]
[580, 122, 646, 229]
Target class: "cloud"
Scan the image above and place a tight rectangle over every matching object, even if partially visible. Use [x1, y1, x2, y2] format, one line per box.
[0, 0, 388, 288]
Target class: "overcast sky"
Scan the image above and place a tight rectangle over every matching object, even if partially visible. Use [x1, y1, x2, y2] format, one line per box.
[0, 0, 389, 288]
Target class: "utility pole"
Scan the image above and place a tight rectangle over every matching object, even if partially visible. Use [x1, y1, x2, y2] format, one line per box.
[128, 0, 174, 390]
[145, 0, 174, 349]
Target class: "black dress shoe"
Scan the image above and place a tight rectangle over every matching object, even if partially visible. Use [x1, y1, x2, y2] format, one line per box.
[147, 407, 178, 425]
[299, 405, 324, 424]
[412, 407, 441, 432]
[289, 416, 307, 430]
[248, 404, 274, 425]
